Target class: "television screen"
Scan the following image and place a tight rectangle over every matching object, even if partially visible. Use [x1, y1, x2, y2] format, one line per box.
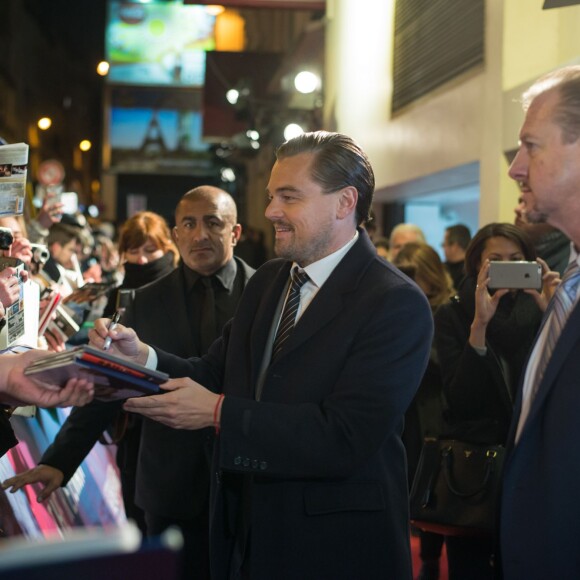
[109, 106, 211, 172]
[105, 1, 216, 87]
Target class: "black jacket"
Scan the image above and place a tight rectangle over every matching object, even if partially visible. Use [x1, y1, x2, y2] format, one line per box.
[40, 257, 255, 520]
[434, 277, 542, 444]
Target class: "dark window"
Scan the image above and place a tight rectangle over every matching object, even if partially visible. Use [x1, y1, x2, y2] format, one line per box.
[392, 0, 485, 112]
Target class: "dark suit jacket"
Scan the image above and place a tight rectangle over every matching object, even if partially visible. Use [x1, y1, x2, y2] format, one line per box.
[155, 231, 433, 580]
[500, 298, 580, 579]
[41, 258, 254, 520]
[126, 258, 254, 518]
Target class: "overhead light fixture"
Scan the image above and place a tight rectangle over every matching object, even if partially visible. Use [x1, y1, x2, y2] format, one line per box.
[246, 129, 260, 141]
[205, 5, 225, 16]
[226, 89, 240, 105]
[37, 117, 52, 130]
[220, 167, 236, 182]
[294, 71, 321, 95]
[79, 140, 92, 152]
[283, 123, 305, 141]
[96, 61, 110, 76]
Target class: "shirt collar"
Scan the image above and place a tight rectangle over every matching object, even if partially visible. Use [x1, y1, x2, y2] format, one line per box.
[182, 257, 238, 292]
[293, 230, 359, 289]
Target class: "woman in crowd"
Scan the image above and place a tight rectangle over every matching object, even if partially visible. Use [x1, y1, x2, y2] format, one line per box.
[394, 242, 455, 580]
[100, 211, 178, 530]
[103, 211, 178, 316]
[433, 223, 558, 579]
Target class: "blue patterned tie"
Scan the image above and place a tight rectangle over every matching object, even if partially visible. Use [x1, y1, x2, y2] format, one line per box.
[533, 261, 580, 394]
[271, 269, 309, 360]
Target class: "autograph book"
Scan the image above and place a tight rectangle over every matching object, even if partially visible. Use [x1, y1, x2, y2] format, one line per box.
[24, 346, 168, 401]
[62, 282, 115, 306]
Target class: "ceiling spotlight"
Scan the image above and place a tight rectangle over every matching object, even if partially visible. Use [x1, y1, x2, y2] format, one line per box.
[226, 89, 240, 105]
[246, 130, 260, 141]
[221, 167, 236, 183]
[205, 5, 225, 16]
[294, 71, 320, 94]
[96, 61, 110, 76]
[284, 123, 305, 141]
[79, 140, 92, 152]
[37, 117, 52, 130]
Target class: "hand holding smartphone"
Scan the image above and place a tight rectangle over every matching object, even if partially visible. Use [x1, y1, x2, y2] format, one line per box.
[488, 261, 542, 291]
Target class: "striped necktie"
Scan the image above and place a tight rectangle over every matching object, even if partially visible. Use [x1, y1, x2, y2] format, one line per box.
[533, 261, 580, 395]
[271, 269, 309, 360]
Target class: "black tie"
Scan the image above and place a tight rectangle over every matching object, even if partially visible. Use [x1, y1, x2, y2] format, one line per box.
[271, 269, 309, 360]
[199, 277, 216, 353]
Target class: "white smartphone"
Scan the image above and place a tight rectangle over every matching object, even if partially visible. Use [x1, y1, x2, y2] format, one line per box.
[488, 261, 542, 291]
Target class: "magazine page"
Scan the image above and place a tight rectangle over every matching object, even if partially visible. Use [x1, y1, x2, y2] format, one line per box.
[0, 143, 28, 217]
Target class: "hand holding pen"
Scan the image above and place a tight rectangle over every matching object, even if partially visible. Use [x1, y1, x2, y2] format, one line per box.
[103, 310, 121, 351]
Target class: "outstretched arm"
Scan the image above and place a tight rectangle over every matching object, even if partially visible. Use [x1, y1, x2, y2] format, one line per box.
[0, 350, 94, 408]
[2, 465, 64, 502]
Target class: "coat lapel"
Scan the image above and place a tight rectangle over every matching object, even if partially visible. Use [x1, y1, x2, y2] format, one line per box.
[519, 299, 580, 440]
[161, 268, 198, 355]
[272, 231, 375, 364]
[249, 260, 292, 383]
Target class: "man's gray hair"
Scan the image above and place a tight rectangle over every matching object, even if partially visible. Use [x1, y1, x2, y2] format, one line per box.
[523, 65, 580, 143]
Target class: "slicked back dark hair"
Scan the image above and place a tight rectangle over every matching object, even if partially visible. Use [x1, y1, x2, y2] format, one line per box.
[276, 131, 375, 225]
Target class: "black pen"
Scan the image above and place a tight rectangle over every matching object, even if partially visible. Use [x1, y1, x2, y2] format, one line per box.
[103, 310, 121, 351]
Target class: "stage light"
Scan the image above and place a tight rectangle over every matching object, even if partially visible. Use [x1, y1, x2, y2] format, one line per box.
[226, 89, 240, 105]
[283, 123, 304, 141]
[206, 5, 225, 16]
[221, 167, 236, 182]
[37, 117, 52, 130]
[97, 61, 110, 76]
[294, 71, 320, 94]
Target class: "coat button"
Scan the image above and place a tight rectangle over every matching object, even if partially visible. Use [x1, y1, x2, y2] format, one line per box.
[251, 460, 258, 469]
[242, 457, 250, 467]
[259, 461, 268, 470]
[234, 456, 242, 465]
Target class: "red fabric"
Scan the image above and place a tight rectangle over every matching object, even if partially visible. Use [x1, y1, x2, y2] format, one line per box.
[411, 534, 449, 580]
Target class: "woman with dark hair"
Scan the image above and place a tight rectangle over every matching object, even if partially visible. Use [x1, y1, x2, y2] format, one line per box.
[394, 242, 454, 580]
[434, 223, 559, 579]
[104, 211, 178, 316]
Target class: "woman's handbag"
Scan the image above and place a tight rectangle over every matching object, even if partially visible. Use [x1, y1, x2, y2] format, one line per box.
[409, 438, 505, 537]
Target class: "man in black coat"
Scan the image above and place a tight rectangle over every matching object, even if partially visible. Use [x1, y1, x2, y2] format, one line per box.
[95, 132, 433, 579]
[3, 186, 254, 580]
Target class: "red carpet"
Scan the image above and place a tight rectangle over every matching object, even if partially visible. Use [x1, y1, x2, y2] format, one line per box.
[411, 534, 449, 580]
